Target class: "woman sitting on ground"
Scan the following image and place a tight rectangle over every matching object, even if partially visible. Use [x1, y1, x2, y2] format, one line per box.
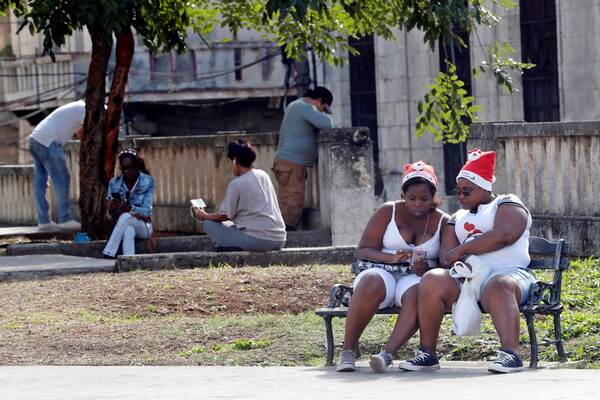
[399, 149, 535, 374]
[192, 139, 286, 252]
[336, 161, 449, 372]
[102, 149, 154, 258]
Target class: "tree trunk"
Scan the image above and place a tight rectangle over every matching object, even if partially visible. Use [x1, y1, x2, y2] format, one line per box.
[103, 27, 134, 184]
[80, 28, 111, 239]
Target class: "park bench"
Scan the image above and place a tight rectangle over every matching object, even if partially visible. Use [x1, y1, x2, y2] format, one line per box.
[315, 236, 572, 368]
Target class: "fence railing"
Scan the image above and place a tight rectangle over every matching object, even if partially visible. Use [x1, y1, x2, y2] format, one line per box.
[469, 121, 600, 256]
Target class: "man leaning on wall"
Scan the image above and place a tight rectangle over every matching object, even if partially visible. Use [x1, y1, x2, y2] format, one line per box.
[272, 86, 333, 231]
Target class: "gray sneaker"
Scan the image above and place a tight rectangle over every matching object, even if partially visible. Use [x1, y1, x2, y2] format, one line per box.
[58, 219, 82, 231]
[369, 350, 393, 373]
[336, 350, 356, 372]
[38, 221, 59, 231]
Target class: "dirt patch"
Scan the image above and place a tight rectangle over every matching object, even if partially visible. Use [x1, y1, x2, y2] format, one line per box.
[0, 264, 352, 365]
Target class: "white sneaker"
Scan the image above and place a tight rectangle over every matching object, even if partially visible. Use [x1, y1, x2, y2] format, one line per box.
[370, 350, 393, 373]
[37, 221, 59, 231]
[58, 220, 82, 231]
[336, 350, 356, 372]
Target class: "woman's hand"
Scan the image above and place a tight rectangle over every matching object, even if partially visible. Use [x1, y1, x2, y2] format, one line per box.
[410, 256, 429, 277]
[110, 199, 132, 213]
[390, 249, 412, 264]
[192, 206, 207, 220]
[440, 246, 465, 269]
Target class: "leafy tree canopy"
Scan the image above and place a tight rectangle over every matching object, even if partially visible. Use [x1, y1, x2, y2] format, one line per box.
[0, 0, 533, 143]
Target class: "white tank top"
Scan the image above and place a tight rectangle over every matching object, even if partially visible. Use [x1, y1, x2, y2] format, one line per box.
[381, 201, 443, 261]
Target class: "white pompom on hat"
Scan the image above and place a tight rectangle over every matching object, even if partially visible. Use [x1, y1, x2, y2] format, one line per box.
[456, 149, 496, 191]
[402, 160, 438, 187]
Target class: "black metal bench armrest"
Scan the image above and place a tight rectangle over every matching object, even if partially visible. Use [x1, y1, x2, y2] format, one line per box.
[527, 279, 562, 308]
[327, 284, 354, 308]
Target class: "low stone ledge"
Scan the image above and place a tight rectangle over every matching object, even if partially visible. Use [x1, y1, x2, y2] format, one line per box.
[116, 246, 356, 272]
[6, 230, 332, 257]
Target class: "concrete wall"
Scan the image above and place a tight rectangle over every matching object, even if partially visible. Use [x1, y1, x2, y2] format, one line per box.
[374, 28, 445, 203]
[557, 0, 600, 121]
[0, 128, 374, 246]
[469, 121, 600, 257]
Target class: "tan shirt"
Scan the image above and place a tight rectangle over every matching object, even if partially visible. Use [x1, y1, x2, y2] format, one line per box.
[219, 169, 286, 242]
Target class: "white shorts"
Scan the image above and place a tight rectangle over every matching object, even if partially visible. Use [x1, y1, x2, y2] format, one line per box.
[353, 268, 421, 309]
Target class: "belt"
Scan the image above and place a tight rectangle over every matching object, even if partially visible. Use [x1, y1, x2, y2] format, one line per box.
[356, 259, 413, 274]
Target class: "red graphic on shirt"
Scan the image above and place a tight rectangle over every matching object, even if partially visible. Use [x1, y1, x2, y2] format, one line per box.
[464, 222, 482, 239]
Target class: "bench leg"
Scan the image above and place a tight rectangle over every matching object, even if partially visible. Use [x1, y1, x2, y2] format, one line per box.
[524, 312, 538, 368]
[323, 316, 335, 365]
[553, 312, 567, 362]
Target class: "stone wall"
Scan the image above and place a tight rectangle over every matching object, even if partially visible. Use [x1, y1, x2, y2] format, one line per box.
[0, 128, 374, 246]
[469, 121, 600, 257]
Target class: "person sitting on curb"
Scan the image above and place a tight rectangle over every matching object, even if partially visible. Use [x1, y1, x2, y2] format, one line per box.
[399, 149, 535, 374]
[192, 139, 286, 252]
[336, 161, 449, 372]
[102, 149, 154, 258]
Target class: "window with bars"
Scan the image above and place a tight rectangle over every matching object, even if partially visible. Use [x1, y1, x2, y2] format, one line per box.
[520, 0, 559, 122]
[150, 50, 197, 83]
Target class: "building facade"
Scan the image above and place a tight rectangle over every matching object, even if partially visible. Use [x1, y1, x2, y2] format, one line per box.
[0, 0, 598, 217]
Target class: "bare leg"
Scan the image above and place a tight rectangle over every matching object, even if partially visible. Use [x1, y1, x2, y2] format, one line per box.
[341, 273, 386, 351]
[383, 284, 418, 354]
[480, 275, 522, 354]
[418, 269, 460, 356]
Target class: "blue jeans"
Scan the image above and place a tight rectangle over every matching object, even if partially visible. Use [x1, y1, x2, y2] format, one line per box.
[103, 213, 152, 257]
[29, 138, 73, 224]
[456, 266, 536, 306]
[203, 220, 285, 252]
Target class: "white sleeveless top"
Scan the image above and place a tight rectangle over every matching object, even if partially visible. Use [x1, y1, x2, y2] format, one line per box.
[448, 194, 532, 269]
[381, 201, 444, 261]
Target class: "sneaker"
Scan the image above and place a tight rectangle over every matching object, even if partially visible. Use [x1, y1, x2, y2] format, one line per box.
[336, 350, 356, 372]
[369, 350, 393, 373]
[58, 220, 82, 231]
[398, 348, 440, 371]
[487, 349, 524, 373]
[37, 221, 59, 231]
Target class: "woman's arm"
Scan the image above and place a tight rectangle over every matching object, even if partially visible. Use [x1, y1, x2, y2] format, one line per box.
[440, 204, 529, 268]
[192, 207, 229, 222]
[130, 176, 154, 218]
[355, 203, 412, 264]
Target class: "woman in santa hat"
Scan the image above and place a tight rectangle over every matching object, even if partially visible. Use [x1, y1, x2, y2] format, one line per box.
[399, 149, 536, 374]
[336, 161, 450, 373]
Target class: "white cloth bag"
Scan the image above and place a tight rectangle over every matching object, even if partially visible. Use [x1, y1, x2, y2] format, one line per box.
[450, 256, 491, 336]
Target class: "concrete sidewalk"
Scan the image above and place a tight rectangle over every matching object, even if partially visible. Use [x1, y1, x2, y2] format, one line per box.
[0, 254, 115, 281]
[0, 362, 597, 400]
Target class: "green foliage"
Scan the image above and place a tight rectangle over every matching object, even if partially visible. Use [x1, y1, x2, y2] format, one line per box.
[0, 0, 216, 60]
[0, 0, 531, 144]
[415, 62, 483, 143]
[232, 339, 270, 350]
[473, 42, 536, 94]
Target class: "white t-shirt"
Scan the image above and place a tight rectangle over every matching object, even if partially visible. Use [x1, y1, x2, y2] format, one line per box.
[219, 169, 287, 242]
[30, 100, 85, 146]
[448, 194, 532, 269]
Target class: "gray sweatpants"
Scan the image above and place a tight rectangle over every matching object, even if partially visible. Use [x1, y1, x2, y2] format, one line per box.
[203, 220, 285, 252]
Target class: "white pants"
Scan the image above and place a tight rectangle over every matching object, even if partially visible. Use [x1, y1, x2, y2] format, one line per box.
[103, 213, 152, 257]
[353, 268, 421, 309]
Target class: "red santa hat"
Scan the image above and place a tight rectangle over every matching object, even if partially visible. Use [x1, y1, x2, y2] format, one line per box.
[456, 149, 496, 191]
[402, 160, 438, 187]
